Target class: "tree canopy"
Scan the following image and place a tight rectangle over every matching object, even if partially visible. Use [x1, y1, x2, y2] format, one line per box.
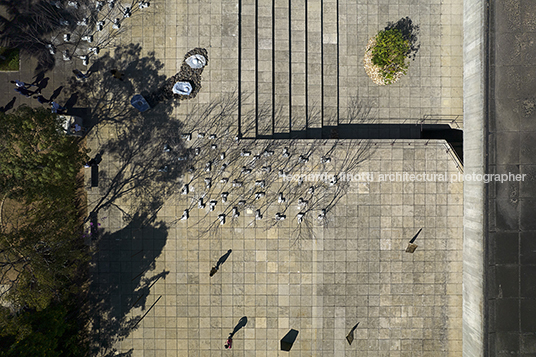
[0, 301, 86, 357]
[0, 105, 88, 202]
[370, 28, 410, 84]
[0, 106, 89, 355]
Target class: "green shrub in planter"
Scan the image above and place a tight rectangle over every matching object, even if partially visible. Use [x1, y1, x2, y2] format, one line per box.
[370, 28, 410, 84]
[365, 17, 420, 85]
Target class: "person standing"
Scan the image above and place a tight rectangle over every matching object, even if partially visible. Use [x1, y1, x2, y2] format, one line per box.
[210, 249, 232, 277]
[84, 158, 98, 168]
[224, 336, 232, 349]
[50, 101, 66, 114]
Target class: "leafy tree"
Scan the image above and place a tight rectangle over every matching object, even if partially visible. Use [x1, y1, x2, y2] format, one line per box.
[0, 200, 88, 310]
[0, 302, 88, 357]
[0, 105, 88, 202]
[369, 17, 420, 85]
[0, 105, 89, 355]
[371, 28, 410, 84]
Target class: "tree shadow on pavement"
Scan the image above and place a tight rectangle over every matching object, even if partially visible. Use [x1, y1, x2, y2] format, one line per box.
[85, 212, 170, 357]
[66, 43, 173, 130]
[89, 116, 188, 223]
[67, 44, 189, 356]
[0, 0, 97, 72]
[385, 17, 420, 60]
[66, 43, 187, 222]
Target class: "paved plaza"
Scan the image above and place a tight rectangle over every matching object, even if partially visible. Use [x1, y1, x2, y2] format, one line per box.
[88, 139, 464, 356]
[0, 0, 466, 356]
[82, 1, 465, 356]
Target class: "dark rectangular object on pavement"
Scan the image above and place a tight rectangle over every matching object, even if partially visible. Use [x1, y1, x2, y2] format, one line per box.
[91, 165, 98, 187]
[281, 329, 299, 351]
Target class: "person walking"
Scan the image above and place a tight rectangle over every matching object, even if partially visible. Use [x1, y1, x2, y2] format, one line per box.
[14, 87, 31, 97]
[210, 249, 232, 277]
[223, 316, 247, 349]
[224, 336, 232, 349]
[11, 80, 33, 88]
[110, 69, 124, 81]
[210, 266, 218, 277]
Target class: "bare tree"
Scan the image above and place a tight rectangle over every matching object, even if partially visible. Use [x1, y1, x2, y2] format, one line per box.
[172, 93, 376, 241]
[0, 0, 150, 71]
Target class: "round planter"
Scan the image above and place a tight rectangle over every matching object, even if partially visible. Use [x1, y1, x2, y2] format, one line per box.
[363, 36, 405, 86]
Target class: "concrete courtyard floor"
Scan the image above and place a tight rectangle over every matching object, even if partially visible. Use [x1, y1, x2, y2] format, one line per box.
[82, 0, 465, 355]
[88, 138, 464, 357]
[0, 0, 465, 355]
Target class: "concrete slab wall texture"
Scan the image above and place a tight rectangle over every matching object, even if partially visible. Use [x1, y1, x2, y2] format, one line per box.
[485, 0, 536, 355]
[462, 0, 487, 356]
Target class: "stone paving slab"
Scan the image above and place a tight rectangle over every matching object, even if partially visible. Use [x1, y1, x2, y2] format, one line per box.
[88, 138, 463, 356]
[1, 0, 465, 355]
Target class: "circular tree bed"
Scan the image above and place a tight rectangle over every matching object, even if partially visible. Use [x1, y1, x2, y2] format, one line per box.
[364, 35, 406, 85]
[364, 17, 419, 85]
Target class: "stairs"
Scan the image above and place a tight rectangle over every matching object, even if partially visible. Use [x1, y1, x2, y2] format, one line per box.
[235, 1, 463, 168]
[239, 0, 344, 138]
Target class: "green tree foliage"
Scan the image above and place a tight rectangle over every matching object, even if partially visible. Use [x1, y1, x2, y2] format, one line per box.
[0, 200, 88, 310]
[0, 302, 87, 357]
[0, 106, 88, 202]
[0, 106, 89, 355]
[370, 28, 410, 84]
[0, 48, 19, 71]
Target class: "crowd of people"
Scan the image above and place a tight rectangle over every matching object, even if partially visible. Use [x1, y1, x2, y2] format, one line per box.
[11, 77, 67, 113]
[9, 68, 94, 114]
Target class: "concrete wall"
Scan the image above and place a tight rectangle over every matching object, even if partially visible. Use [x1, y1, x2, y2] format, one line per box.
[462, 0, 488, 356]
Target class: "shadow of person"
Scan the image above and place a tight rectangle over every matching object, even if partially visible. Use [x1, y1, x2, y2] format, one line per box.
[86, 61, 102, 77]
[64, 92, 78, 109]
[32, 71, 45, 86]
[229, 316, 248, 338]
[34, 77, 50, 94]
[49, 85, 63, 102]
[0, 97, 16, 113]
[216, 249, 232, 268]
[409, 228, 422, 244]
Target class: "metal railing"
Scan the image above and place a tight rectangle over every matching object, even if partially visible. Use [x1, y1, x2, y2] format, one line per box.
[369, 114, 463, 129]
[421, 114, 463, 129]
[443, 142, 464, 173]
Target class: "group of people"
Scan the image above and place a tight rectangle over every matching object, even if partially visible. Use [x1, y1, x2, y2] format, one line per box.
[10, 67, 125, 115]
[11, 79, 37, 97]
[11, 78, 66, 114]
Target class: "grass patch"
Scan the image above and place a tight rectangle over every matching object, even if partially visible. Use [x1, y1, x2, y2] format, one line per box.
[0, 47, 20, 71]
